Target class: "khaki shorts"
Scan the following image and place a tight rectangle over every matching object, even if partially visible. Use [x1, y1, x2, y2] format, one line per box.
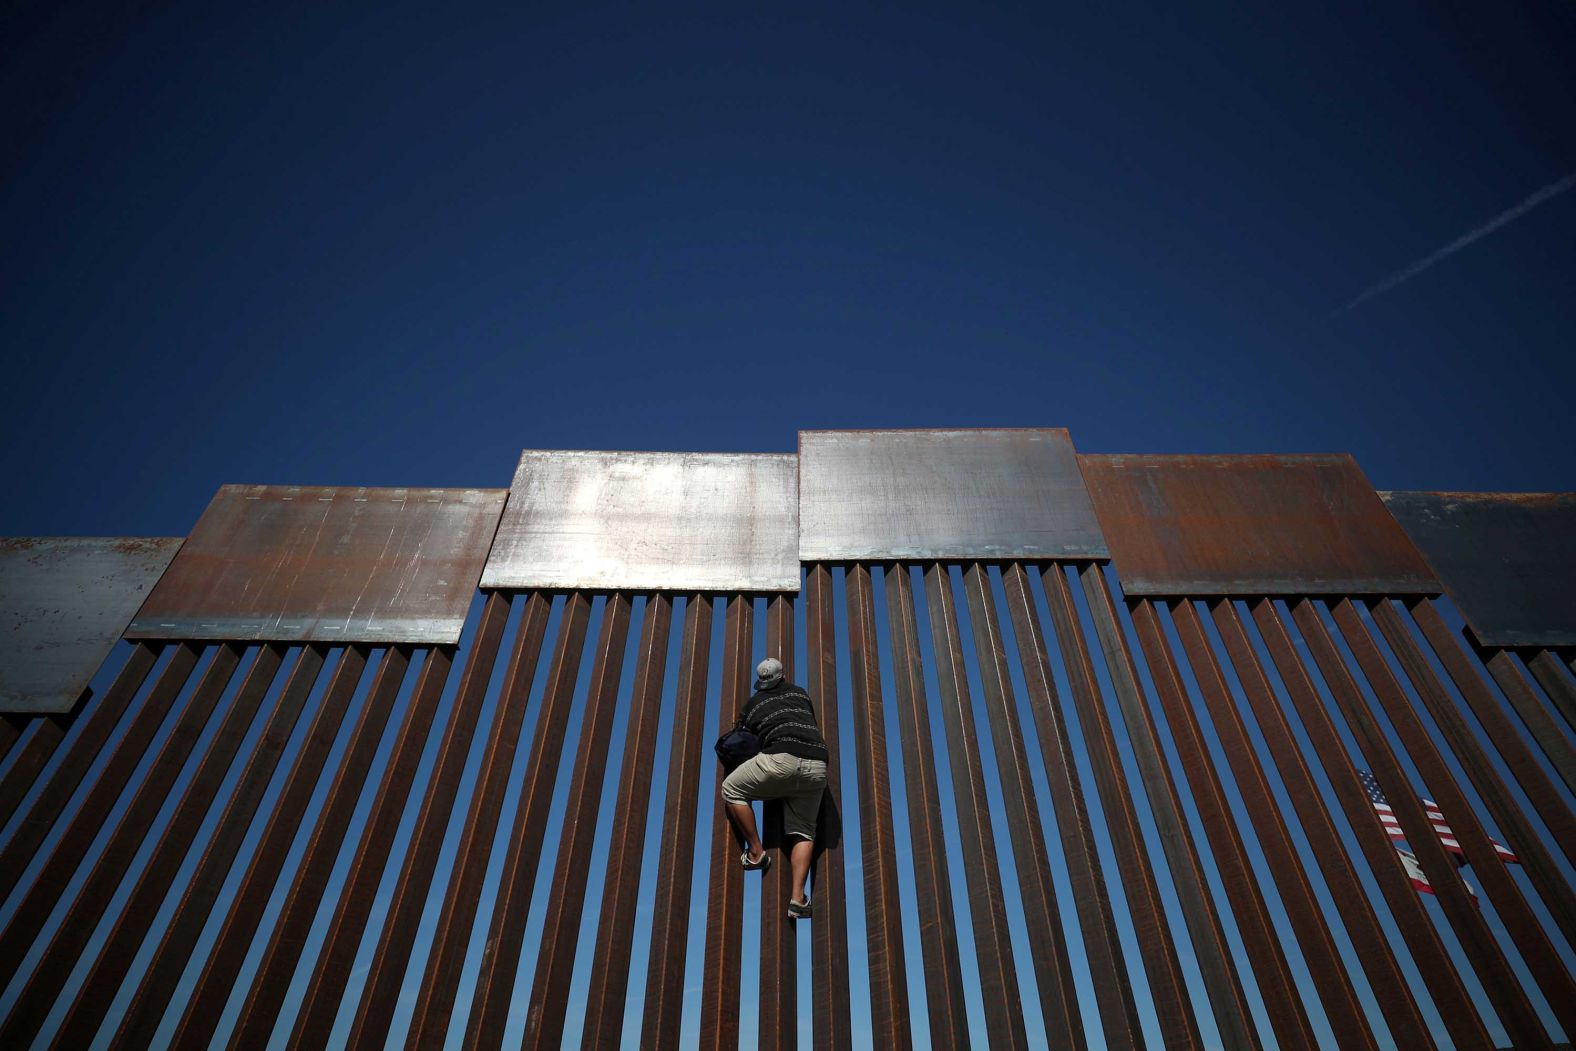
[721, 752, 828, 841]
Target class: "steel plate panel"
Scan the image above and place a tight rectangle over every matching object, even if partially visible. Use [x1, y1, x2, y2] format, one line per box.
[1080, 454, 1437, 596]
[799, 429, 1108, 560]
[127, 486, 505, 643]
[0, 538, 182, 713]
[1382, 491, 1576, 647]
[481, 451, 798, 592]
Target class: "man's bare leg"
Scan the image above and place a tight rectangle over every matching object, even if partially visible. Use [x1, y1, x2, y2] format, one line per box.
[789, 838, 814, 903]
[726, 801, 765, 862]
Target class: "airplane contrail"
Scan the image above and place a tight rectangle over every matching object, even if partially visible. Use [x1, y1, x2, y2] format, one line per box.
[1331, 171, 1576, 317]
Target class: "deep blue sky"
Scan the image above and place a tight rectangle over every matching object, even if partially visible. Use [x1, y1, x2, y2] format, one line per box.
[2, 1, 1573, 536]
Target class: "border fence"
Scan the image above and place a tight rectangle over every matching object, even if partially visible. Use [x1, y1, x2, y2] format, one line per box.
[0, 428, 1572, 1048]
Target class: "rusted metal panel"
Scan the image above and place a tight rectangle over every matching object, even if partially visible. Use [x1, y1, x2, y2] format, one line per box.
[642, 594, 714, 1049]
[482, 451, 798, 592]
[886, 564, 970, 1048]
[584, 594, 674, 1048]
[1527, 649, 1576, 729]
[0, 712, 67, 829]
[846, 566, 913, 1048]
[799, 429, 1108, 561]
[758, 592, 797, 1051]
[960, 563, 1083, 1047]
[1080, 455, 1437, 596]
[1381, 491, 1576, 647]
[0, 537, 181, 712]
[1481, 647, 1576, 793]
[127, 485, 505, 644]
[922, 563, 1030, 1050]
[405, 595, 551, 1048]
[1211, 600, 1434, 1048]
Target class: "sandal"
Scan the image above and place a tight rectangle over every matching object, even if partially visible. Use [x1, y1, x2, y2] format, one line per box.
[741, 849, 772, 872]
[787, 896, 813, 919]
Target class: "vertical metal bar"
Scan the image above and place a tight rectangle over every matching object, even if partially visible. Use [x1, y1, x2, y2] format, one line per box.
[1003, 563, 1140, 1048]
[846, 565, 914, 1048]
[1253, 598, 1493, 1048]
[168, 646, 413, 1051]
[0, 643, 245, 986]
[924, 563, 1030, 1050]
[1329, 599, 1572, 1041]
[1080, 566, 1262, 1050]
[0, 715, 21, 766]
[1526, 649, 1576, 731]
[806, 566, 852, 1051]
[699, 594, 753, 1051]
[1212, 600, 1436, 1049]
[1168, 600, 1374, 1048]
[1408, 599, 1576, 867]
[404, 594, 552, 1048]
[1478, 644, 1576, 792]
[642, 594, 714, 1050]
[582, 593, 675, 1048]
[64, 645, 353, 1047]
[1121, 598, 1292, 1049]
[0, 641, 184, 901]
[0, 713, 68, 831]
[257, 646, 454, 1051]
[1038, 565, 1198, 1050]
[1295, 599, 1551, 1049]
[758, 592, 797, 1051]
[518, 592, 635, 1049]
[345, 592, 513, 1049]
[461, 591, 593, 1050]
[1371, 601, 1576, 944]
[886, 563, 970, 1048]
[961, 563, 1083, 1047]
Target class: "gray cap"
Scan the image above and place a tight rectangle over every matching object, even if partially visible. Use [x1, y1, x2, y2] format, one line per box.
[754, 657, 784, 690]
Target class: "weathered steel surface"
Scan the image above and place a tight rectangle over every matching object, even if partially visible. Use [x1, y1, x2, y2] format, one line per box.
[1254, 599, 1491, 1049]
[349, 593, 513, 1048]
[1211, 599, 1434, 1048]
[846, 565, 913, 1048]
[169, 646, 412, 1051]
[1382, 491, 1576, 647]
[799, 428, 1108, 561]
[406, 594, 551, 1048]
[758, 592, 797, 1051]
[1039, 564, 1199, 1050]
[0, 711, 67, 829]
[923, 563, 1029, 1050]
[521, 593, 634, 1049]
[961, 563, 1083, 1047]
[584, 594, 674, 1048]
[642, 595, 714, 1050]
[805, 566, 853, 1050]
[128, 485, 505, 644]
[1081, 566, 1261, 1050]
[1527, 649, 1576, 730]
[1371, 601, 1576, 948]
[1165, 600, 1371, 1049]
[483, 450, 798, 592]
[886, 564, 970, 1048]
[0, 537, 181, 712]
[78, 646, 361, 1050]
[1294, 600, 1549, 1049]
[1331, 600, 1576, 1040]
[699, 595, 752, 1050]
[1081, 454, 1437, 596]
[1481, 646, 1576, 793]
[464, 592, 593, 1049]
[1134, 599, 1315, 1049]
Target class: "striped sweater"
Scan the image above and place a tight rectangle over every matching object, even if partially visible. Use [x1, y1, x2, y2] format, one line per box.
[740, 680, 828, 762]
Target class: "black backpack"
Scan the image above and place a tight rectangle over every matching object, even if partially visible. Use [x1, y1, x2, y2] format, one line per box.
[714, 719, 760, 769]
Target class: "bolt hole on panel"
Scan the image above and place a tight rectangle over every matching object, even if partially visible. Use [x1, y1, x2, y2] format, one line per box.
[126, 485, 506, 644]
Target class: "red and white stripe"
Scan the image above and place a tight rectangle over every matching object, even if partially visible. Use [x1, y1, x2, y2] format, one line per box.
[1396, 847, 1478, 903]
[1372, 799, 1518, 863]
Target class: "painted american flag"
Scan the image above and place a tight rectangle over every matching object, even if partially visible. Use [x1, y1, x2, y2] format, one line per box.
[1359, 769, 1517, 863]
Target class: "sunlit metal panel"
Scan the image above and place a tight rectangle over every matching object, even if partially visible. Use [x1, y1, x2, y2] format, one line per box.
[1381, 491, 1576, 647]
[799, 428, 1107, 561]
[482, 450, 799, 592]
[126, 486, 505, 643]
[1080, 454, 1437, 596]
[0, 537, 182, 713]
